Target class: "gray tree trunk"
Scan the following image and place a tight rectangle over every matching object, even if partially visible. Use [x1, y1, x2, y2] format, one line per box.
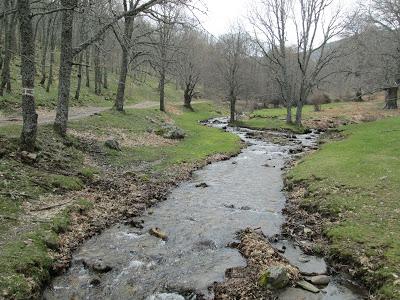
[103, 64, 108, 89]
[385, 87, 398, 109]
[39, 16, 53, 86]
[286, 105, 292, 124]
[17, 0, 38, 151]
[94, 44, 102, 95]
[0, 0, 16, 96]
[115, 48, 129, 111]
[46, 19, 57, 93]
[159, 70, 166, 112]
[295, 101, 304, 126]
[85, 47, 90, 88]
[74, 52, 83, 100]
[229, 92, 236, 124]
[54, 0, 78, 136]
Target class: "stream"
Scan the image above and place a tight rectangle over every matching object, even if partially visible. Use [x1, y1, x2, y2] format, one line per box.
[43, 118, 365, 300]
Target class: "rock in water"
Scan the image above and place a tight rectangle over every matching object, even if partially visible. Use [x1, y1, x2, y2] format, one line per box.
[149, 228, 168, 241]
[260, 266, 290, 289]
[147, 294, 185, 300]
[297, 280, 320, 293]
[105, 139, 121, 151]
[310, 275, 331, 286]
[195, 182, 209, 188]
[83, 259, 113, 273]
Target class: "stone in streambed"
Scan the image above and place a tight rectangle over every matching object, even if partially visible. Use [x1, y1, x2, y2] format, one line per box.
[297, 280, 320, 293]
[83, 259, 113, 273]
[195, 182, 209, 188]
[259, 266, 290, 289]
[149, 227, 168, 241]
[147, 294, 185, 300]
[309, 275, 331, 286]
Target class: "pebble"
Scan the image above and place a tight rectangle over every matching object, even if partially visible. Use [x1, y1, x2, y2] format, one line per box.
[297, 280, 320, 293]
[310, 275, 331, 286]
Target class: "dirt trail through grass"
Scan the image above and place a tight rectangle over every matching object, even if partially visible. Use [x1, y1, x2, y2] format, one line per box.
[0, 101, 158, 127]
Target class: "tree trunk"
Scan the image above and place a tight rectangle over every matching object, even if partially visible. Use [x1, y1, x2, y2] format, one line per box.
[39, 16, 53, 86]
[46, 21, 57, 93]
[385, 87, 398, 109]
[74, 52, 83, 100]
[183, 84, 193, 111]
[159, 70, 166, 112]
[85, 47, 90, 88]
[17, 0, 38, 151]
[115, 48, 129, 111]
[286, 104, 292, 124]
[103, 64, 108, 89]
[355, 88, 363, 102]
[0, 0, 16, 96]
[94, 44, 102, 95]
[229, 94, 236, 124]
[295, 101, 303, 126]
[54, 0, 78, 136]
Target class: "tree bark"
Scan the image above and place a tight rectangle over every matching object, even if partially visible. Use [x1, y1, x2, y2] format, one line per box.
[94, 44, 102, 95]
[54, 0, 78, 136]
[85, 47, 90, 88]
[0, 0, 16, 96]
[184, 86, 193, 110]
[385, 87, 398, 109]
[17, 0, 38, 151]
[39, 15, 53, 86]
[286, 104, 292, 124]
[115, 48, 129, 111]
[355, 88, 363, 102]
[229, 93, 236, 123]
[74, 52, 83, 100]
[159, 70, 166, 112]
[103, 64, 108, 89]
[46, 19, 57, 93]
[295, 101, 303, 126]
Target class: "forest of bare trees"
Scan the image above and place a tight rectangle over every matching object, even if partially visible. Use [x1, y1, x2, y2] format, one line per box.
[1, 0, 399, 150]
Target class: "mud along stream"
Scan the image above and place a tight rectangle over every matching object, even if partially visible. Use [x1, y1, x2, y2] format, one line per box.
[43, 118, 365, 300]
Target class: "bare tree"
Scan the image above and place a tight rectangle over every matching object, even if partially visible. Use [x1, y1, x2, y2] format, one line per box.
[150, 2, 182, 112]
[17, 0, 38, 151]
[367, 0, 400, 109]
[53, 0, 172, 136]
[217, 26, 249, 123]
[0, 0, 17, 96]
[294, 0, 344, 125]
[178, 28, 203, 110]
[114, 0, 136, 111]
[250, 0, 295, 124]
[46, 14, 58, 93]
[39, 14, 56, 86]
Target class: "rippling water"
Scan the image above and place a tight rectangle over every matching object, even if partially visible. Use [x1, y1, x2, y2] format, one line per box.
[43, 119, 364, 300]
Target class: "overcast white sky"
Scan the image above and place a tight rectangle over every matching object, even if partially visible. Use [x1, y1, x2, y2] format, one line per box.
[200, 0, 359, 38]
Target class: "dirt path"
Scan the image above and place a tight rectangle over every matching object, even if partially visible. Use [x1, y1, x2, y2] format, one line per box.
[0, 101, 158, 127]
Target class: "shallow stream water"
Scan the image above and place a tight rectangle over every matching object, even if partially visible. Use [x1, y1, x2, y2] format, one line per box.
[43, 118, 365, 300]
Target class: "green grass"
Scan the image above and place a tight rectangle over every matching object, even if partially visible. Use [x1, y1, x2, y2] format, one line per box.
[0, 101, 241, 299]
[287, 117, 400, 299]
[0, 58, 182, 113]
[70, 102, 241, 170]
[238, 103, 346, 133]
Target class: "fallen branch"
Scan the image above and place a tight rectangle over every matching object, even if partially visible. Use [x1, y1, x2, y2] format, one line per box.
[31, 201, 73, 212]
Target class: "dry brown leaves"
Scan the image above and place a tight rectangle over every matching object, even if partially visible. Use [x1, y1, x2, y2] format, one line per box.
[214, 229, 300, 300]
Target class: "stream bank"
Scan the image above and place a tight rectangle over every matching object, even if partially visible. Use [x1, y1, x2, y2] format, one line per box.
[43, 118, 366, 300]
